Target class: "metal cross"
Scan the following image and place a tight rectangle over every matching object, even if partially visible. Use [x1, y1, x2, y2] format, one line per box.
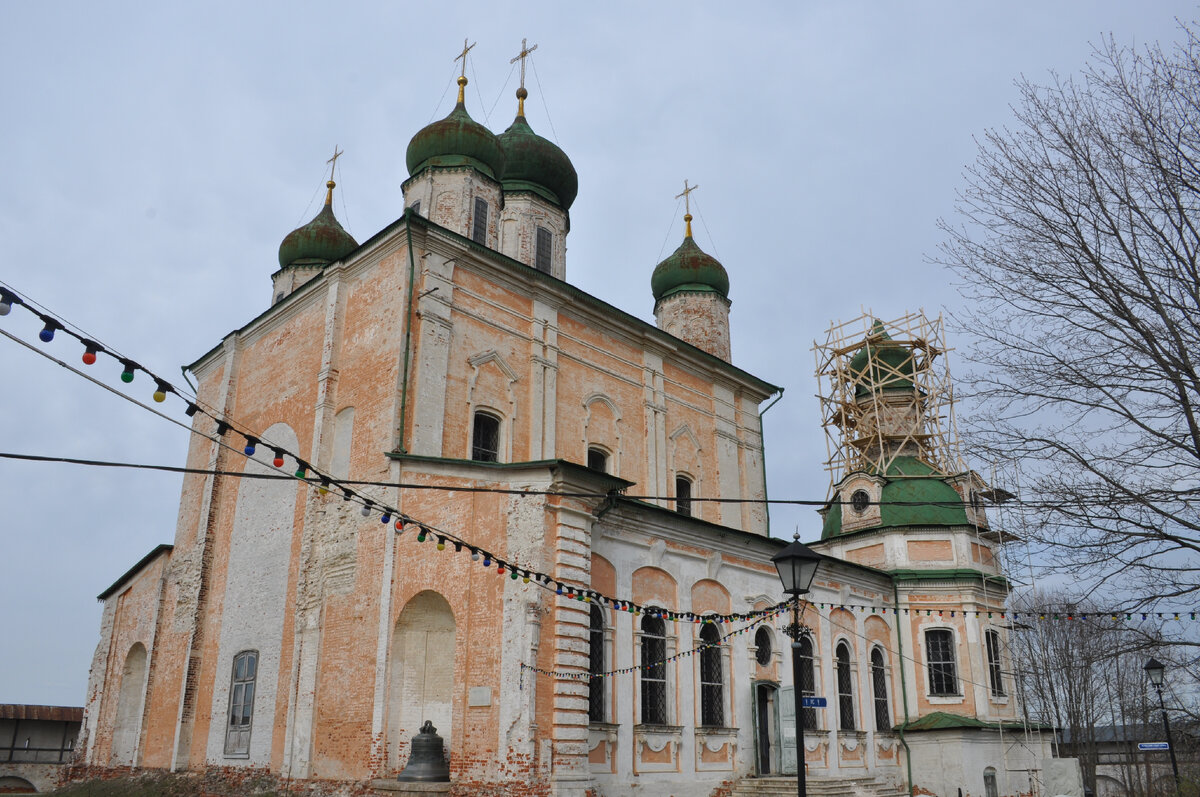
[675, 179, 699, 215]
[326, 146, 343, 182]
[455, 38, 476, 78]
[510, 37, 538, 90]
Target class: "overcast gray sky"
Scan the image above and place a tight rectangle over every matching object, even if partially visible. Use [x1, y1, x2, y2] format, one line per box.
[1, 1, 1193, 706]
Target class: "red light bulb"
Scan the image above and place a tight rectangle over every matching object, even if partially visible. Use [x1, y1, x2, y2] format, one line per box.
[82, 350, 97, 365]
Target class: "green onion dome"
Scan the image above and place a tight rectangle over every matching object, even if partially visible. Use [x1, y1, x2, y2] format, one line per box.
[497, 89, 578, 209]
[650, 217, 730, 302]
[820, 457, 969, 539]
[278, 181, 359, 269]
[847, 320, 917, 398]
[406, 76, 506, 181]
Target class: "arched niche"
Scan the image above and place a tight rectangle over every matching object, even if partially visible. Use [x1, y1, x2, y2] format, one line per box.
[388, 591, 457, 772]
[110, 641, 147, 766]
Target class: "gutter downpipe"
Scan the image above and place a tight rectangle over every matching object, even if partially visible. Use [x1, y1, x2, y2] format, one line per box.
[758, 389, 784, 532]
[397, 209, 419, 453]
[893, 580, 915, 797]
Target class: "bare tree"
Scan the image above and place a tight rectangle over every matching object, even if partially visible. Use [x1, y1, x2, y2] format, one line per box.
[939, 24, 1200, 606]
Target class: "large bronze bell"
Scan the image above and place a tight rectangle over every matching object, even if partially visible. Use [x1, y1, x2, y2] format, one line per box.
[396, 720, 450, 782]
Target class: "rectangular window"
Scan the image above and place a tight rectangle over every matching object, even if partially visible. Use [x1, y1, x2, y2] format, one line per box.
[986, 630, 1006, 697]
[472, 412, 500, 462]
[871, 648, 891, 731]
[699, 624, 724, 727]
[640, 616, 668, 725]
[535, 226, 552, 273]
[799, 636, 818, 729]
[675, 476, 692, 517]
[926, 629, 959, 696]
[224, 650, 257, 756]
[587, 447, 608, 473]
[836, 643, 855, 731]
[589, 606, 605, 723]
[472, 197, 488, 244]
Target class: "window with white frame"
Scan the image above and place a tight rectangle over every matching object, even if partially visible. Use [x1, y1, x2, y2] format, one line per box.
[985, 629, 1005, 697]
[754, 626, 773, 667]
[471, 411, 501, 462]
[640, 612, 668, 725]
[589, 605, 606, 722]
[224, 650, 258, 756]
[798, 634, 818, 729]
[870, 646, 891, 731]
[925, 629, 959, 695]
[587, 446, 609, 473]
[699, 623, 724, 727]
[836, 641, 855, 730]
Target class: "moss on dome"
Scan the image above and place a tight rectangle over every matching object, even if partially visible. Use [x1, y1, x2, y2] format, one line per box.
[651, 236, 730, 302]
[498, 114, 578, 209]
[277, 190, 358, 269]
[406, 100, 505, 181]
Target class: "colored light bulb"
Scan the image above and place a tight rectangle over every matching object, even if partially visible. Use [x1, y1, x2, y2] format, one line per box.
[121, 367, 134, 383]
[395, 519, 405, 531]
[295, 467, 306, 478]
[273, 451, 285, 468]
[509, 570, 518, 580]
[471, 550, 480, 561]
[244, 443, 256, 455]
[82, 345, 98, 365]
[417, 532, 426, 543]
[361, 505, 371, 518]
[381, 513, 391, 525]
[497, 564, 505, 575]
[437, 539, 446, 551]
[0, 292, 12, 315]
[39, 323, 55, 343]
[483, 556, 491, 567]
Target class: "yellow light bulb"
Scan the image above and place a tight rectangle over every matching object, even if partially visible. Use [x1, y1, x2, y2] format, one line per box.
[153, 390, 166, 403]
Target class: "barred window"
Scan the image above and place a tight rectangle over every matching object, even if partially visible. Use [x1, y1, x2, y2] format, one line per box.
[699, 623, 723, 727]
[836, 642, 855, 731]
[641, 613, 668, 725]
[535, 226, 552, 273]
[675, 475, 693, 517]
[870, 646, 891, 731]
[798, 635, 817, 729]
[754, 626, 773, 666]
[926, 629, 959, 695]
[472, 197, 488, 244]
[471, 412, 500, 462]
[224, 650, 257, 756]
[589, 605, 605, 722]
[986, 630, 1005, 697]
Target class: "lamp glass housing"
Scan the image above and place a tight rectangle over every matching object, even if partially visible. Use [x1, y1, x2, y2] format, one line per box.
[771, 539, 822, 596]
[1145, 657, 1166, 687]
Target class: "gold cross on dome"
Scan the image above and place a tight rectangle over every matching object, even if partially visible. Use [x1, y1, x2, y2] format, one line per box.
[675, 179, 699, 215]
[326, 146, 343, 182]
[455, 38, 476, 78]
[510, 37, 538, 90]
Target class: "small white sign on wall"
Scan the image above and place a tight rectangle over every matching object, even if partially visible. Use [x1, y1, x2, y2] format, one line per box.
[468, 687, 492, 707]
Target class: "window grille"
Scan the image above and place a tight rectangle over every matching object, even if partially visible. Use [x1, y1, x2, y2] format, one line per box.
[471, 412, 500, 462]
[675, 476, 692, 517]
[536, 226, 552, 273]
[641, 614, 668, 724]
[985, 630, 1005, 697]
[224, 650, 257, 756]
[870, 647, 890, 731]
[836, 642, 855, 730]
[798, 635, 817, 729]
[699, 623, 724, 727]
[472, 197, 488, 244]
[754, 626, 772, 666]
[589, 605, 605, 722]
[925, 629, 959, 695]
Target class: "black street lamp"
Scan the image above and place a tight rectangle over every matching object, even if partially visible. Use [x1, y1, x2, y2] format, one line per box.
[772, 534, 822, 797]
[1144, 657, 1182, 797]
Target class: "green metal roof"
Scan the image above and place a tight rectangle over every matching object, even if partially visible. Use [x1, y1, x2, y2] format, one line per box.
[848, 320, 917, 398]
[821, 456, 968, 539]
[897, 711, 1053, 733]
[651, 236, 730, 302]
[497, 114, 577, 209]
[406, 101, 506, 181]
[278, 198, 359, 269]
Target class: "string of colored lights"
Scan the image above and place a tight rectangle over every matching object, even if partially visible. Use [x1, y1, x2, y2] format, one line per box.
[3, 286, 1196, 625]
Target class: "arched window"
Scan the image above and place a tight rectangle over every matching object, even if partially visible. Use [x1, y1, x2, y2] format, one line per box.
[798, 634, 817, 729]
[925, 629, 959, 695]
[640, 613, 668, 725]
[587, 446, 609, 473]
[472, 197, 488, 244]
[224, 650, 258, 756]
[699, 623, 724, 727]
[675, 475, 693, 517]
[836, 642, 855, 730]
[589, 605, 605, 722]
[984, 767, 999, 797]
[870, 646, 891, 731]
[985, 630, 1005, 697]
[471, 411, 501, 462]
[754, 626, 773, 666]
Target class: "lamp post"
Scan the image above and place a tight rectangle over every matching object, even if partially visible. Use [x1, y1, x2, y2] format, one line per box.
[1144, 658, 1181, 797]
[772, 533, 822, 797]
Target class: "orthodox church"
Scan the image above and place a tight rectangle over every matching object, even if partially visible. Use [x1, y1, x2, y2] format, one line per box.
[80, 46, 1054, 797]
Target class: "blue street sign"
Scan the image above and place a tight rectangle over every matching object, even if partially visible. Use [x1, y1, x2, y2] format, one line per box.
[1138, 742, 1170, 751]
[801, 697, 827, 708]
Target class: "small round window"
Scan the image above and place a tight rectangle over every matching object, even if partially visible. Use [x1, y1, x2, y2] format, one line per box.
[851, 489, 871, 514]
[755, 627, 772, 666]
